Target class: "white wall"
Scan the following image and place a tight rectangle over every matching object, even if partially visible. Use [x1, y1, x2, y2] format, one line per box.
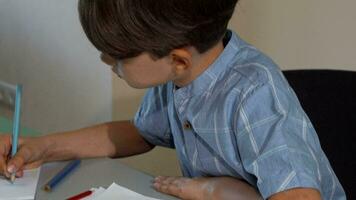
[0, 1, 112, 133]
[114, 0, 356, 176]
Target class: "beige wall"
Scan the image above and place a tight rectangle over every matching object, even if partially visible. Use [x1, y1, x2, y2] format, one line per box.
[231, 0, 356, 70]
[113, 0, 356, 176]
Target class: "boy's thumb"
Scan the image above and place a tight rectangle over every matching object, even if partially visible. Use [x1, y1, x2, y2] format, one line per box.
[7, 148, 30, 173]
[7, 164, 16, 173]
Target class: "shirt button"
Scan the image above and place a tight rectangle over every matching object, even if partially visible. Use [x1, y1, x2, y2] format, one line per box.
[183, 121, 192, 130]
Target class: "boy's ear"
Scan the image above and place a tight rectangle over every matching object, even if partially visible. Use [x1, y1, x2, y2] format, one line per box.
[169, 48, 193, 76]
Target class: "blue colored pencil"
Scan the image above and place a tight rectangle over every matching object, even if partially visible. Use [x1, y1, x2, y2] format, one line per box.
[44, 159, 81, 191]
[10, 85, 23, 183]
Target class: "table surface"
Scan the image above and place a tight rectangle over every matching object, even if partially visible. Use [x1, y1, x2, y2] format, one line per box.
[36, 158, 179, 200]
[0, 116, 178, 200]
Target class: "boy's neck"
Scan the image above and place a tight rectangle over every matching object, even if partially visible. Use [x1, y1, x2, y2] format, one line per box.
[174, 40, 225, 87]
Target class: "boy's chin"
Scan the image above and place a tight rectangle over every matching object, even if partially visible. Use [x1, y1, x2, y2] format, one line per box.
[125, 80, 155, 89]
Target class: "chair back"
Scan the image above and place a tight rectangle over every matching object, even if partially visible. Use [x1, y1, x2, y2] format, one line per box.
[283, 69, 356, 199]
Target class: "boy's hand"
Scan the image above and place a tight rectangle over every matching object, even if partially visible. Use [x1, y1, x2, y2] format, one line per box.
[153, 176, 262, 200]
[0, 134, 48, 179]
[153, 176, 206, 200]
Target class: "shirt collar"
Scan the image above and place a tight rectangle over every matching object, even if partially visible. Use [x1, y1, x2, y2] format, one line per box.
[174, 30, 243, 98]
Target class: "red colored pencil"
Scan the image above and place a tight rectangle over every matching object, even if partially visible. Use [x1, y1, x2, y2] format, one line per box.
[66, 190, 93, 200]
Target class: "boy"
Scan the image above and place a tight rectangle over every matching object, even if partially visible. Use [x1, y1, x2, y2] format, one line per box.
[0, 0, 346, 199]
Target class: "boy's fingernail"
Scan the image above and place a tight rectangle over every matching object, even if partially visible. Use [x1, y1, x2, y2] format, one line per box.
[7, 165, 15, 173]
[155, 176, 163, 179]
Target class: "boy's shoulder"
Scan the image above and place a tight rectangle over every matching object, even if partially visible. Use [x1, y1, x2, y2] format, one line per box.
[218, 31, 284, 94]
[151, 31, 286, 102]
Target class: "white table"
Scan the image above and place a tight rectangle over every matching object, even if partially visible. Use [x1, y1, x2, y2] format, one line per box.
[35, 158, 179, 200]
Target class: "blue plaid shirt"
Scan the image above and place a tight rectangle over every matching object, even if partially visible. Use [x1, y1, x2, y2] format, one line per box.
[134, 31, 346, 199]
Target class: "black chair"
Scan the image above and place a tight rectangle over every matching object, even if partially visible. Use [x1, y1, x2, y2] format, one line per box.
[283, 69, 356, 199]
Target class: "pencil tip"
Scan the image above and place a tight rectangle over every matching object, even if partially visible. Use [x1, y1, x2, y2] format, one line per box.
[44, 185, 51, 192]
[10, 174, 16, 183]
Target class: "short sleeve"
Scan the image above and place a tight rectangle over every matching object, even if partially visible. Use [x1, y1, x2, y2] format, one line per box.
[133, 85, 174, 148]
[235, 83, 322, 199]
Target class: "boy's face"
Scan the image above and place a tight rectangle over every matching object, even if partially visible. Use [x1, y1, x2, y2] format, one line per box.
[101, 53, 177, 89]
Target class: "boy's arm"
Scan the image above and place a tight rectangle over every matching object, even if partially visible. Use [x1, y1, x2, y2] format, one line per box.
[153, 176, 321, 200]
[269, 188, 321, 200]
[1, 120, 154, 177]
[43, 120, 154, 161]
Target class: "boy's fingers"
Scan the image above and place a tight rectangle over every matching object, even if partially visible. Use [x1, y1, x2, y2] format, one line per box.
[0, 156, 8, 177]
[24, 160, 42, 170]
[154, 182, 182, 198]
[0, 135, 11, 176]
[153, 176, 186, 198]
[7, 147, 32, 174]
[15, 168, 24, 178]
[0, 136, 11, 156]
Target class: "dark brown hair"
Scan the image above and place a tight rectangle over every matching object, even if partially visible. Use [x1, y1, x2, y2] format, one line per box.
[78, 0, 238, 60]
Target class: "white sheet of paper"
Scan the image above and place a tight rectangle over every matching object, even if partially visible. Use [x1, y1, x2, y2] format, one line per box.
[91, 183, 162, 200]
[0, 168, 40, 200]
